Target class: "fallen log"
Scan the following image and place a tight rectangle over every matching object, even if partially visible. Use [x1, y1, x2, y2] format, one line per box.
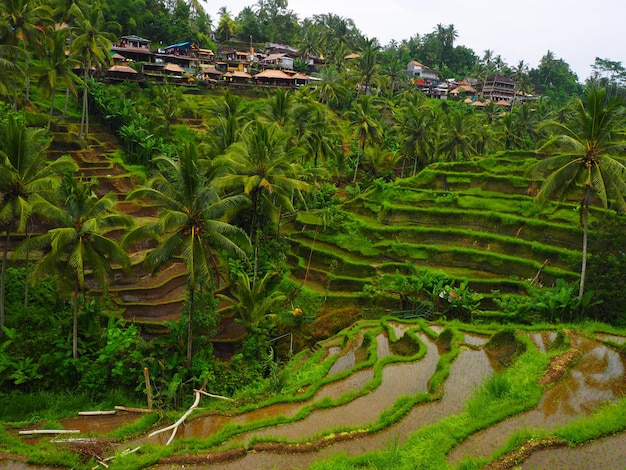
[78, 411, 116, 416]
[148, 382, 232, 445]
[114, 406, 153, 413]
[19, 429, 80, 435]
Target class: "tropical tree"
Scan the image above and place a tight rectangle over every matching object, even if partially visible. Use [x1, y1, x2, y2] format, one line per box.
[531, 85, 626, 299]
[15, 176, 132, 359]
[38, 28, 81, 128]
[316, 66, 347, 116]
[346, 95, 383, 182]
[218, 120, 308, 283]
[123, 143, 250, 366]
[0, 114, 77, 333]
[437, 110, 477, 161]
[216, 7, 237, 42]
[0, 0, 54, 105]
[217, 269, 286, 342]
[396, 100, 436, 176]
[70, 0, 119, 139]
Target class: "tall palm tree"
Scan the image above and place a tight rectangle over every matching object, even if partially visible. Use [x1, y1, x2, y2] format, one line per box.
[123, 143, 250, 367]
[345, 95, 383, 182]
[316, 66, 346, 116]
[216, 7, 237, 42]
[218, 120, 308, 284]
[16, 177, 132, 359]
[70, 0, 119, 139]
[0, 114, 77, 332]
[0, 0, 53, 105]
[437, 110, 477, 161]
[531, 85, 626, 299]
[38, 29, 81, 128]
[396, 101, 436, 176]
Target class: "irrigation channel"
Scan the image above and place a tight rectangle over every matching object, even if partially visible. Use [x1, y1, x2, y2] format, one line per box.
[3, 321, 625, 469]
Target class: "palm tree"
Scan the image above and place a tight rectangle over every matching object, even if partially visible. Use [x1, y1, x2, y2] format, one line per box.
[0, 0, 53, 105]
[316, 66, 346, 116]
[396, 101, 436, 176]
[123, 143, 250, 367]
[531, 85, 626, 299]
[16, 177, 132, 359]
[437, 110, 477, 161]
[218, 120, 308, 283]
[38, 29, 81, 128]
[0, 114, 77, 332]
[345, 95, 383, 182]
[216, 7, 237, 42]
[70, 1, 119, 139]
[217, 270, 286, 342]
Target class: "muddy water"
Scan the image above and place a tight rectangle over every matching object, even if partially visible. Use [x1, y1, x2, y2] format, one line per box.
[225, 334, 439, 447]
[597, 333, 626, 345]
[193, 346, 494, 470]
[521, 432, 626, 469]
[462, 332, 489, 347]
[57, 411, 142, 435]
[448, 336, 626, 465]
[529, 331, 557, 352]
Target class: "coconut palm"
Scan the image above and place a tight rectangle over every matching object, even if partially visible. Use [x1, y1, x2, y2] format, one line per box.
[437, 110, 478, 161]
[396, 101, 436, 176]
[38, 29, 81, 128]
[316, 66, 346, 116]
[218, 120, 308, 283]
[531, 85, 626, 299]
[70, 0, 119, 139]
[345, 95, 383, 182]
[0, 114, 77, 332]
[0, 0, 53, 105]
[216, 7, 237, 42]
[123, 143, 250, 367]
[16, 176, 132, 358]
[217, 270, 286, 341]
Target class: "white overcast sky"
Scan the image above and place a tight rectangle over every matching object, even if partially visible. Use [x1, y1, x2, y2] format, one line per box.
[202, 0, 625, 81]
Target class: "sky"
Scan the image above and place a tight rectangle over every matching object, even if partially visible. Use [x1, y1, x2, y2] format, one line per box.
[202, 0, 625, 81]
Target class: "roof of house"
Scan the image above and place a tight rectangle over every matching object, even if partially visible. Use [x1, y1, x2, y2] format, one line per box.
[163, 63, 186, 73]
[411, 60, 423, 66]
[108, 65, 138, 74]
[121, 35, 150, 43]
[254, 69, 292, 79]
[224, 71, 252, 78]
[163, 41, 192, 50]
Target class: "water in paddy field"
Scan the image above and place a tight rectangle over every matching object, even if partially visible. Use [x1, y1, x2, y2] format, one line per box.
[448, 334, 626, 466]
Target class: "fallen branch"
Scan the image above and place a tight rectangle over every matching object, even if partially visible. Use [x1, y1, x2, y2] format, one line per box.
[148, 389, 201, 445]
[114, 405, 153, 413]
[199, 390, 233, 401]
[148, 380, 231, 445]
[78, 411, 116, 416]
[19, 429, 81, 435]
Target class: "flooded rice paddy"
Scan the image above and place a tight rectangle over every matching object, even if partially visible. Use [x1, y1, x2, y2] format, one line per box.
[7, 323, 625, 469]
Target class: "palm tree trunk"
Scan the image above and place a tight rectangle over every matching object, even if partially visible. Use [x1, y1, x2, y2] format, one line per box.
[578, 189, 590, 299]
[0, 227, 11, 334]
[186, 282, 194, 368]
[48, 87, 57, 129]
[73, 287, 79, 359]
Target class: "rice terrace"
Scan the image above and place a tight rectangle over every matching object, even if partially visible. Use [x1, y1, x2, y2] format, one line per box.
[2, 0, 626, 469]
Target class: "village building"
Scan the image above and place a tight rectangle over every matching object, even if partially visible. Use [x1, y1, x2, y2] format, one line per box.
[111, 35, 153, 62]
[481, 75, 515, 102]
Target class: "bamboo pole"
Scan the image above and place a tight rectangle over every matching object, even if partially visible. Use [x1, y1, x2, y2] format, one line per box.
[19, 430, 80, 435]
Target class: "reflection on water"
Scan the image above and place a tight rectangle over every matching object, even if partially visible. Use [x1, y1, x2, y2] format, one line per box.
[529, 331, 557, 353]
[448, 335, 626, 465]
[462, 332, 489, 346]
[225, 334, 439, 446]
[522, 432, 626, 469]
